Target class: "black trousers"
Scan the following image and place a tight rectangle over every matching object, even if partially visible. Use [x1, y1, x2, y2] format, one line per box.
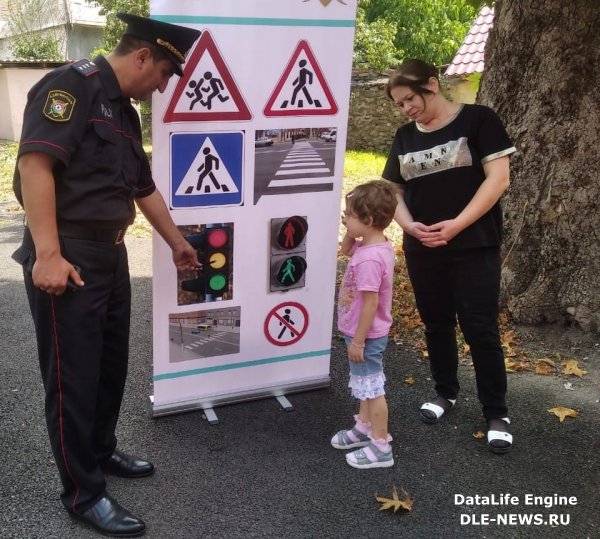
[21, 232, 131, 513]
[405, 247, 507, 419]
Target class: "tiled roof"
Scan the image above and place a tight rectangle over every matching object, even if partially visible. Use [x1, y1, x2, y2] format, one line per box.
[445, 6, 494, 77]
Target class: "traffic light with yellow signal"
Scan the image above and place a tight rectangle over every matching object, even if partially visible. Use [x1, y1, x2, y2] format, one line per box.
[181, 224, 233, 301]
[204, 226, 231, 297]
[270, 216, 308, 292]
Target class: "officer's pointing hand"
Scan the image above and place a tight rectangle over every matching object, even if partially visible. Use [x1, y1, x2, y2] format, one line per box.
[173, 241, 202, 271]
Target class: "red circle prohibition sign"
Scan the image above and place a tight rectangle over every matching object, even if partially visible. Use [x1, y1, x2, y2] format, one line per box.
[264, 302, 309, 346]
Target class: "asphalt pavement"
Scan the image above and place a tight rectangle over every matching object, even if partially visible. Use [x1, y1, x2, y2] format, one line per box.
[1, 204, 598, 539]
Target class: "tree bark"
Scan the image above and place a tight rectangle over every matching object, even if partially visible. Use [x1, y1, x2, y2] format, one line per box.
[478, 0, 600, 332]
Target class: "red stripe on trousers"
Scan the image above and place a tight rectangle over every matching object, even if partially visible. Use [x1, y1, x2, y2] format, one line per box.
[50, 295, 81, 513]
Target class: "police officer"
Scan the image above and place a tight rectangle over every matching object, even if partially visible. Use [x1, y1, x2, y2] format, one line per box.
[12, 13, 201, 537]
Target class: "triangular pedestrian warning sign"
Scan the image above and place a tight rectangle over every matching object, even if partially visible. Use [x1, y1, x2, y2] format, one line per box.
[163, 31, 252, 123]
[175, 138, 239, 196]
[264, 40, 338, 117]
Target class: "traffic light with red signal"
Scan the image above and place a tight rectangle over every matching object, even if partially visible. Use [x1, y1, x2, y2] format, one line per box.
[181, 224, 233, 301]
[270, 216, 308, 292]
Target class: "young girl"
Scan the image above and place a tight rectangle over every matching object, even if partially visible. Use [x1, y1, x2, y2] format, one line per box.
[332, 180, 398, 469]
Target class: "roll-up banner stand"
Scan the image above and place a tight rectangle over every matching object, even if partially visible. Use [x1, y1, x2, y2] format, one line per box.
[150, 0, 358, 416]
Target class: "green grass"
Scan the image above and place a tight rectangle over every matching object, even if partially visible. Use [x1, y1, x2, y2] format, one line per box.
[341, 148, 403, 247]
[342, 150, 387, 193]
[0, 140, 18, 204]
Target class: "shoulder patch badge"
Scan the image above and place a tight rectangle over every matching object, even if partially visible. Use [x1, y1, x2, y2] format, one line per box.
[43, 90, 76, 122]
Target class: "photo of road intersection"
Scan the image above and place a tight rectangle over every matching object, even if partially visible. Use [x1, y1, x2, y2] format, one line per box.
[169, 307, 241, 362]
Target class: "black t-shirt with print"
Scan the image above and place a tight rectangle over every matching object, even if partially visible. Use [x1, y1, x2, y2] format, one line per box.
[382, 104, 516, 252]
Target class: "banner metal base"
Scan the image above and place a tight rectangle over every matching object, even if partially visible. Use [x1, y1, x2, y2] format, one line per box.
[275, 395, 294, 412]
[203, 408, 220, 425]
[201, 394, 294, 426]
[149, 376, 330, 418]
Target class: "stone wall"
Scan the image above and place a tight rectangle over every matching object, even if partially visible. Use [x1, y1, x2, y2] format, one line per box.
[347, 76, 408, 153]
[0, 1, 8, 20]
[346, 73, 477, 153]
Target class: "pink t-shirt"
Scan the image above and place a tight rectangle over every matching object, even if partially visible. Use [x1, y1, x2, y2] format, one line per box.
[337, 240, 395, 338]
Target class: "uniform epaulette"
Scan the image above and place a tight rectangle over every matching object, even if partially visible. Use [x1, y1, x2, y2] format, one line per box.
[71, 59, 100, 77]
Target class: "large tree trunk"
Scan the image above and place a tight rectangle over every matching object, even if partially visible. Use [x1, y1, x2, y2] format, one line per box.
[478, 0, 600, 332]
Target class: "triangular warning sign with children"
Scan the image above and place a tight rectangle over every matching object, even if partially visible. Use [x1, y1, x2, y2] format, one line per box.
[163, 31, 252, 123]
[264, 40, 338, 117]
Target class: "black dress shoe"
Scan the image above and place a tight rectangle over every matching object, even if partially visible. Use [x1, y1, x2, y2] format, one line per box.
[76, 494, 145, 537]
[103, 449, 155, 478]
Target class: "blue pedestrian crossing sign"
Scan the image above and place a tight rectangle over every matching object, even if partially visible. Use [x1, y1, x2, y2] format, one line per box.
[170, 132, 244, 208]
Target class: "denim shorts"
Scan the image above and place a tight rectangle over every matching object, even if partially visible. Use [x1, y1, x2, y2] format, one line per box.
[343, 335, 388, 376]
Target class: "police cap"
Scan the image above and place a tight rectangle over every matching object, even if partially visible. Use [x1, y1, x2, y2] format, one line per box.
[117, 12, 200, 76]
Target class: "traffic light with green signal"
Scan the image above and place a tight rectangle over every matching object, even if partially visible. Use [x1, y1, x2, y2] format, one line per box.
[270, 216, 308, 292]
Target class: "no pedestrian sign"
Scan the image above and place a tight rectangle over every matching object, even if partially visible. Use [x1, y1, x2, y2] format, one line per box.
[264, 302, 309, 346]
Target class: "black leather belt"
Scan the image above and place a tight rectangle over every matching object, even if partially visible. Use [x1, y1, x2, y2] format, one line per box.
[57, 222, 128, 245]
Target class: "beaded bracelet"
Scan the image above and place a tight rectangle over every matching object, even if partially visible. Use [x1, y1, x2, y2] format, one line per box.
[350, 340, 365, 349]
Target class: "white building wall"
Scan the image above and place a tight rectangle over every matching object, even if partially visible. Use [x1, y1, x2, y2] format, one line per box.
[0, 67, 52, 140]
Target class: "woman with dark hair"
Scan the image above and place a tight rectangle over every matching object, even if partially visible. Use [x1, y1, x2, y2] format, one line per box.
[382, 59, 517, 454]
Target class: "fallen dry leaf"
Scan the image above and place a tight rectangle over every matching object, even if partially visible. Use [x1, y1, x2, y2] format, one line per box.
[472, 431, 485, 439]
[376, 486, 413, 512]
[537, 358, 556, 367]
[505, 359, 516, 373]
[404, 376, 414, 385]
[406, 319, 421, 330]
[514, 362, 531, 372]
[561, 360, 587, 378]
[535, 360, 554, 375]
[501, 329, 519, 348]
[547, 407, 580, 422]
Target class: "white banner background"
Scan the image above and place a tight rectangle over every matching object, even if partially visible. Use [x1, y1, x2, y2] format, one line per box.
[150, 0, 357, 414]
